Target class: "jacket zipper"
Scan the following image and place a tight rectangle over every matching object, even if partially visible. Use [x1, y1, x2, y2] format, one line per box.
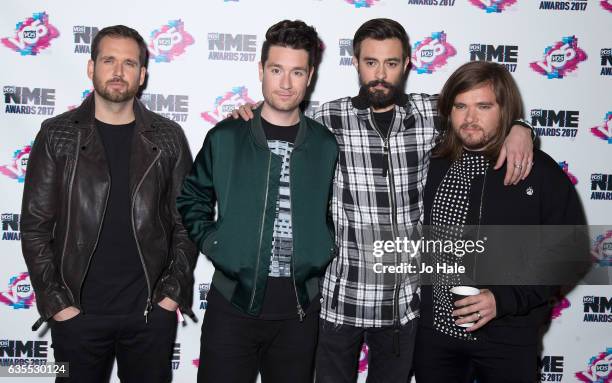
[288, 149, 306, 321]
[249, 153, 272, 311]
[370, 112, 401, 331]
[371, 112, 404, 355]
[60, 132, 81, 308]
[132, 146, 162, 323]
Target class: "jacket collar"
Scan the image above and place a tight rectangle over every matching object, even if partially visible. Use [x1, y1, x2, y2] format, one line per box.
[72, 92, 154, 136]
[249, 105, 309, 149]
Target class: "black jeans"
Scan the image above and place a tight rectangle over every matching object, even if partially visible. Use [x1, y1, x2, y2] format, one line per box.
[414, 326, 538, 383]
[50, 307, 178, 383]
[197, 303, 319, 383]
[315, 319, 418, 383]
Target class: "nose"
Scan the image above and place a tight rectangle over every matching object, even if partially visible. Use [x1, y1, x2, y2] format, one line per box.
[465, 107, 477, 124]
[280, 71, 292, 90]
[375, 64, 386, 81]
[112, 61, 124, 77]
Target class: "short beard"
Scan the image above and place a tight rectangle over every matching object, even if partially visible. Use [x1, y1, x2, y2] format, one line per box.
[358, 79, 401, 109]
[92, 74, 139, 103]
[457, 123, 494, 151]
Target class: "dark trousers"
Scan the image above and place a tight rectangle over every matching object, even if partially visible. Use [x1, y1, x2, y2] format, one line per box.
[414, 326, 538, 383]
[197, 304, 319, 383]
[50, 307, 178, 383]
[315, 319, 418, 383]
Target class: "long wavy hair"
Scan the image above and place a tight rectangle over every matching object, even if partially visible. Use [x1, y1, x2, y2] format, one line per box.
[434, 61, 524, 161]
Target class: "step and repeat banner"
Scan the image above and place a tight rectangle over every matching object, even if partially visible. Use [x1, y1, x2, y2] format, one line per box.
[0, 1, 610, 382]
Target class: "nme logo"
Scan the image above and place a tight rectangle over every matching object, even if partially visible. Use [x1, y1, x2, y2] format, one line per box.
[208, 33, 256, 62]
[582, 296, 612, 322]
[73, 25, 98, 54]
[339, 39, 353, 66]
[530, 109, 578, 138]
[539, 355, 564, 381]
[1, 213, 20, 241]
[0, 340, 48, 358]
[590, 174, 612, 201]
[469, 44, 518, 72]
[601, 48, 612, 76]
[140, 93, 188, 122]
[4, 86, 55, 116]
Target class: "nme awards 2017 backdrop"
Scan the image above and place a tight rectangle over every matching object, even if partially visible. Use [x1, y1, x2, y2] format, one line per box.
[0, 0, 611, 382]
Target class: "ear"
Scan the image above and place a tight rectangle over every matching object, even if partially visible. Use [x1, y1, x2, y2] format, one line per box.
[403, 57, 411, 72]
[307, 66, 314, 87]
[139, 66, 146, 86]
[352, 56, 358, 71]
[87, 59, 94, 81]
[258, 61, 264, 82]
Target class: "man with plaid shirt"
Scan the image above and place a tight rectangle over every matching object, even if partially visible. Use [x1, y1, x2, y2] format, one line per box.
[235, 18, 534, 383]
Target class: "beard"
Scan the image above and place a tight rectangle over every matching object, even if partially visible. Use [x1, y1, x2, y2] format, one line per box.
[358, 78, 402, 109]
[92, 74, 139, 103]
[456, 122, 494, 151]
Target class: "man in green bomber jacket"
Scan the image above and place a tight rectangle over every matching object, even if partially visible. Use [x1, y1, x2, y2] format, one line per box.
[177, 20, 338, 383]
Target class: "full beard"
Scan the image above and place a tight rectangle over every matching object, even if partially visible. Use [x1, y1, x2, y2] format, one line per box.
[358, 79, 402, 109]
[93, 75, 139, 103]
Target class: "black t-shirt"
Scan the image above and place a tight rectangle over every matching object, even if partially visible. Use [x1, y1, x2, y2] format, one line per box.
[372, 109, 394, 138]
[80, 119, 147, 314]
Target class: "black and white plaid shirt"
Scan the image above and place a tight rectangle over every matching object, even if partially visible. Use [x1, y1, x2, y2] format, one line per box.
[309, 93, 440, 327]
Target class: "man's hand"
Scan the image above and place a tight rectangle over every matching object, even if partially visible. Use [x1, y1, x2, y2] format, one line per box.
[53, 306, 80, 322]
[228, 102, 261, 121]
[452, 289, 497, 332]
[157, 297, 179, 312]
[494, 124, 534, 185]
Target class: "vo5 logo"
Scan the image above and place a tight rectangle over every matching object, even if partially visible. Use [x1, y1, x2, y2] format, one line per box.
[530, 36, 587, 79]
[1, 12, 60, 56]
[411, 31, 456, 74]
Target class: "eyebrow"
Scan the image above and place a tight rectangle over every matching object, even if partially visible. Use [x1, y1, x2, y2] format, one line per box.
[267, 63, 309, 72]
[362, 56, 401, 62]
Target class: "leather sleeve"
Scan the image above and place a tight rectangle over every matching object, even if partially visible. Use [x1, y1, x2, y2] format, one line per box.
[20, 123, 72, 320]
[158, 126, 199, 314]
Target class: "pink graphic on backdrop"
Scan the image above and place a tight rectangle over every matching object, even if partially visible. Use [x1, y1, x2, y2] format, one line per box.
[551, 297, 570, 319]
[411, 31, 456, 74]
[0, 144, 31, 183]
[192, 359, 200, 368]
[558, 161, 578, 185]
[530, 36, 587, 79]
[575, 348, 612, 382]
[201, 86, 256, 125]
[345, 0, 378, 8]
[0, 273, 35, 309]
[68, 89, 93, 111]
[468, 0, 517, 13]
[601, 0, 612, 12]
[149, 20, 194, 63]
[358, 344, 369, 373]
[1, 12, 59, 55]
[591, 112, 612, 144]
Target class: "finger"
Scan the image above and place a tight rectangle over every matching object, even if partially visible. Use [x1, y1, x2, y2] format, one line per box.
[504, 148, 518, 185]
[494, 144, 506, 170]
[465, 315, 491, 332]
[510, 154, 524, 185]
[230, 110, 240, 119]
[454, 296, 477, 307]
[452, 303, 485, 318]
[521, 154, 533, 180]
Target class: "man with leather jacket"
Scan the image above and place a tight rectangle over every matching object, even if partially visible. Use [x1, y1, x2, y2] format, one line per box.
[20, 25, 197, 383]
